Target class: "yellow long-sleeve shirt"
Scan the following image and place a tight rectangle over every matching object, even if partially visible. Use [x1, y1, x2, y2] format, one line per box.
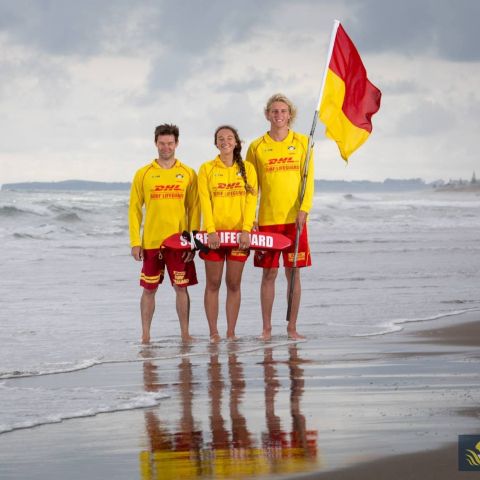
[245, 130, 314, 226]
[129, 159, 200, 249]
[198, 156, 258, 234]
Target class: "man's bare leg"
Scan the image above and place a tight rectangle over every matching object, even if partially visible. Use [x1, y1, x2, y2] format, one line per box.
[174, 285, 194, 343]
[140, 288, 157, 344]
[260, 268, 278, 340]
[285, 267, 305, 340]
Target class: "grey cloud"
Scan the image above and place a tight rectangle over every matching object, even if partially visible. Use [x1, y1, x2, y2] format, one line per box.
[380, 80, 426, 95]
[142, 0, 280, 90]
[3, 0, 480, 63]
[396, 100, 455, 136]
[0, 0, 272, 56]
[0, 52, 70, 105]
[215, 68, 285, 94]
[349, 0, 480, 61]
[0, 0, 126, 55]
[152, 0, 251, 53]
[0, 0, 277, 91]
[147, 50, 196, 90]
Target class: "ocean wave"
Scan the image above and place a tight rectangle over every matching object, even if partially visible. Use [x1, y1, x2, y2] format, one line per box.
[55, 212, 82, 223]
[308, 214, 335, 224]
[0, 358, 103, 379]
[47, 204, 94, 214]
[0, 339, 302, 380]
[0, 388, 168, 435]
[85, 228, 126, 237]
[440, 299, 475, 305]
[321, 239, 394, 245]
[12, 232, 55, 240]
[54, 212, 82, 222]
[0, 205, 42, 217]
[343, 193, 369, 201]
[353, 307, 480, 337]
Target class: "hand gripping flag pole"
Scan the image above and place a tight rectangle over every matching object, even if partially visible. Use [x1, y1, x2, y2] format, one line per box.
[284, 111, 318, 323]
[286, 19, 381, 323]
[286, 20, 341, 324]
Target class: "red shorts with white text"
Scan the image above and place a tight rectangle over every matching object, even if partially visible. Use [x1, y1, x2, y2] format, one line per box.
[253, 223, 311, 269]
[140, 248, 198, 290]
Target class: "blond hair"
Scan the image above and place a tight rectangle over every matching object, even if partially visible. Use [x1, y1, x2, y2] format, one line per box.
[264, 93, 297, 126]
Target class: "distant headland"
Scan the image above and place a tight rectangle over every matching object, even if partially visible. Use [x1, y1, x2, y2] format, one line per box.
[1, 176, 479, 192]
[431, 172, 480, 192]
[1, 180, 131, 191]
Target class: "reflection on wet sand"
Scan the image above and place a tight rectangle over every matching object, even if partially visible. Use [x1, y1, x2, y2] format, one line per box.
[262, 345, 318, 475]
[139, 343, 318, 479]
[139, 346, 203, 479]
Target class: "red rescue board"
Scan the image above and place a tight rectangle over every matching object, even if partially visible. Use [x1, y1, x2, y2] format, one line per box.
[163, 230, 291, 251]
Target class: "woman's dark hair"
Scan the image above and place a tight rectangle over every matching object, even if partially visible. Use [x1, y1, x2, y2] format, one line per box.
[214, 125, 254, 194]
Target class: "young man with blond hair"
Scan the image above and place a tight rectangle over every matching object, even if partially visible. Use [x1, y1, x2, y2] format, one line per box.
[246, 94, 314, 340]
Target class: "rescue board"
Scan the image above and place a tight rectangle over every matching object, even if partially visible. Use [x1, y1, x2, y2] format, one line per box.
[163, 230, 291, 251]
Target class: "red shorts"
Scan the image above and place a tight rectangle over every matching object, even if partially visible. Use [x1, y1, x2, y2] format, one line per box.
[199, 247, 249, 263]
[253, 223, 311, 269]
[140, 248, 198, 290]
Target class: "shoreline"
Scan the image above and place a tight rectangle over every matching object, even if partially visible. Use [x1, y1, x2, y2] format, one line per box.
[298, 311, 480, 479]
[297, 442, 471, 480]
[1, 310, 479, 479]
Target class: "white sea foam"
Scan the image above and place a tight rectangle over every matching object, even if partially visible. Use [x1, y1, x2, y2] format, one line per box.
[1, 188, 479, 435]
[353, 308, 480, 337]
[0, 383, 168, 434]
[0, 358, 103, 379]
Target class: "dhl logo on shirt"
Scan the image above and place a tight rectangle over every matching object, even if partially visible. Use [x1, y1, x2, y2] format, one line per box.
[151, 184, 184, 199]
[216, 182, 242, 189]
[267, 157, 294, 165]
[153, 184, 182, 191]
[265, 157, 299, 173]
[213, 181, 244, 198]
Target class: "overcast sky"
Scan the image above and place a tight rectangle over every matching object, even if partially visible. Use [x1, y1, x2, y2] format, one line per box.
[1, 0, 479, 185]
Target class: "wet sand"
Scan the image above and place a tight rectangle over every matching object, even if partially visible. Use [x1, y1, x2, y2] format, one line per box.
[303, 312, 480, 480]
[0, 311, 479, 479]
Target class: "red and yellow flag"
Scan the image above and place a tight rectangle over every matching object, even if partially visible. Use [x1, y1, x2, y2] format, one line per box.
[319, 22, 381, 161]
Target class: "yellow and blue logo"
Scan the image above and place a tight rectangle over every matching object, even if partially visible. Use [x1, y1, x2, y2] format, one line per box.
[459, 435, 480, 470]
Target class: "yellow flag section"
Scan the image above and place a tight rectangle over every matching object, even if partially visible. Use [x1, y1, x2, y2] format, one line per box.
[319, 21, 381, 162]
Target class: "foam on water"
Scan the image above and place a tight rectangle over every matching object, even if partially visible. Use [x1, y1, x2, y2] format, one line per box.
[0, 358, 104, 380]
[353, 307, 480, 337]
[1, 188, 479, 435]
[0, 381, 168, 434]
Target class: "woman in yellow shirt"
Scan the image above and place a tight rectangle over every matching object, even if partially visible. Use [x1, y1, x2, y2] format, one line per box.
[198, 126, 258, 342]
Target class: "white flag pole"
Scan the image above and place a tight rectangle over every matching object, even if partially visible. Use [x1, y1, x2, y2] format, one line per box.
[286, 19, 341, 324]
[316, 19, 340, 111]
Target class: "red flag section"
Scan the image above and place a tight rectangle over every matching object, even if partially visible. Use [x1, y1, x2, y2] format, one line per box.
[319, 23, 381, 161]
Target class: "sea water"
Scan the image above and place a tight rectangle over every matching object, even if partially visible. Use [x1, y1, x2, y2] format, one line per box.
[0, 188, 479, 435]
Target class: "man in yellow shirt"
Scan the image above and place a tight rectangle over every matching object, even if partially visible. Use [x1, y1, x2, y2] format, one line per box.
[246, 94, 314, 340]
[129, 124, 200, 344]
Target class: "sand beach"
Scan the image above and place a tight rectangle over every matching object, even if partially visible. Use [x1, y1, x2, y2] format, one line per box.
[1, 311, 479, 480]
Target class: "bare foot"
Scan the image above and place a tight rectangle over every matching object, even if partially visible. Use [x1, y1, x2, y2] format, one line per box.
[226, 334, 239, 342]
[181, 334, 196, 344]
[259, 330, 272, 341]
[287, 330, 306, 340]
[210, 333, 221, 344]
[141, 335, 150, 344]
